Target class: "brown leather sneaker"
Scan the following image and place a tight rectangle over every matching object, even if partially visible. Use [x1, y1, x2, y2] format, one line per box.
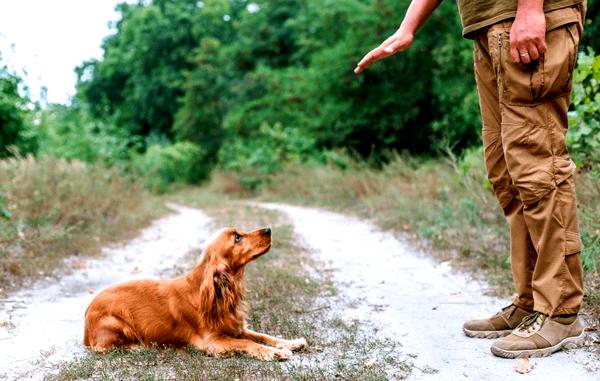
[490, 312, 586, 358]
[463, 304, 532, 338]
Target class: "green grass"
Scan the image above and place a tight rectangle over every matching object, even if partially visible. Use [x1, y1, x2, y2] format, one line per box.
[48, 196, 412, 380]
[0, 155, 164, 292]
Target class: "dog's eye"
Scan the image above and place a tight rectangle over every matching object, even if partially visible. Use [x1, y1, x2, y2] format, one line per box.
[234, 234, 242, 243]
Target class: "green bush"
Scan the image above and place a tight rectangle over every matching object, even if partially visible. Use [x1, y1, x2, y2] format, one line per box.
[132, 142, 209, 193]
[219, 122, 319, 189]
[568, 50, 600, 177]
[0, 63, 31, 156]
[26, 104, 133, 166]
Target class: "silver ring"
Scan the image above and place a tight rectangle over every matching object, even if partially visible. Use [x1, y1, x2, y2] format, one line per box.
[520, 52, 529, 56]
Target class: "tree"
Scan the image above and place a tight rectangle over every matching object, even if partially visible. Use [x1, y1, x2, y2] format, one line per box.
[77, 0, 242, 140]
[173, 37, 231, 165]
[0, 59, 30, 156]
[581, 0, 599, 52]
[76, 0, 496, 168]
[218, 0, 477, 157]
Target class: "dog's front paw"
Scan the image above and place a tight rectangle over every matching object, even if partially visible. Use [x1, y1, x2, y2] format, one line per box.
[276, 338, 307, 351]
[273, 347, 293, 361]
[261, 347, 293, 361]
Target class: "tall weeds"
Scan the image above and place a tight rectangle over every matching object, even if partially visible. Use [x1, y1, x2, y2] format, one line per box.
[0, 155, 161, 290]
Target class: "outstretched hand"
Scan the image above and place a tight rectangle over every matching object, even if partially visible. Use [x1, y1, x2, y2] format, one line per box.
[354, 0, 441, 74]
[354, 29, 414, 74]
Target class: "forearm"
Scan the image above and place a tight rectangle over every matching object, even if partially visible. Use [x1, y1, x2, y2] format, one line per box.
[399, 0, 443, 35]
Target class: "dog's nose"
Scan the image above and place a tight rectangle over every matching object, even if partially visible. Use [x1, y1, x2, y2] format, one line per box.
[263, 227, 272, 236]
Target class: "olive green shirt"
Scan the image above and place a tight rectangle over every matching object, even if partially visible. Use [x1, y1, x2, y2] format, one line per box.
[456, 0, 584, 38]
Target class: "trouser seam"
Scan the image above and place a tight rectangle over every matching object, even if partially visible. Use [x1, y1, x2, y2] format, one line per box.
[513, 298, 534, 310]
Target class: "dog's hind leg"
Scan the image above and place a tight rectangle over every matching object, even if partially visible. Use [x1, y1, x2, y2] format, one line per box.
[241, 329, 307, 351]
[89, 326, 122, 353]
[87, 316, 136, 353]
[191, 335, 293, 361]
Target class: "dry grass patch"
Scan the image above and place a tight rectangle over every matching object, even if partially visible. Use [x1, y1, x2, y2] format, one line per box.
[0, 155, 163, 291]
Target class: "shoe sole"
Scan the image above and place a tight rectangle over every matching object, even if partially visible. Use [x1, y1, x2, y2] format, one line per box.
[463, 327, 512, 339]
[490, 331, 586, 359]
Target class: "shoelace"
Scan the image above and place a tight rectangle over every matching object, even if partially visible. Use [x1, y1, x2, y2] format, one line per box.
[516, 312, 546, 335]
[495, 304, 516, 319]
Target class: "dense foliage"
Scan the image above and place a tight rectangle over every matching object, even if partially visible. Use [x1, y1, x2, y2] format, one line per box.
[1, 0, 599, 189]
[581, 0, 600, 52]
[73, 0, 481, 182]
[0, 60, 30, 156]
[568, 49, 600, 177]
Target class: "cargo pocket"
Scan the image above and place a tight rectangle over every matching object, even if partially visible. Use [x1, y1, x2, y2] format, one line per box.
[499, 23, 579, 105]
[498, 33, 544, 105]
[501, 119, 556, 206]
[538, 23, 579, 100]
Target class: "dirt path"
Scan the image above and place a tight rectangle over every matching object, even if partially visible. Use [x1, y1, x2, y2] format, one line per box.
[262, 203, 599, 380]
[0, 204, 211, 380]
[1, 202, 597, 380]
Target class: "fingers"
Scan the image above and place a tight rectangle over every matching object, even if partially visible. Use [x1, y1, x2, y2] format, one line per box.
[537, 38, 547, 55]
[510, 45, 521, 64]
[355, 48, 385, 74]
[527, 45, 540, 61]
[510, 36, 547, 65]
[355, 44, 396, 74]
[355, 33, 397, 73]
[520, 50, 532, 65]
[511, 43, 544, 65]
[355, 31, 413, 74]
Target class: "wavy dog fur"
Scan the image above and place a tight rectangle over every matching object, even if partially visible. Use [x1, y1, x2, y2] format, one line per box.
[84, 227, 306, 361]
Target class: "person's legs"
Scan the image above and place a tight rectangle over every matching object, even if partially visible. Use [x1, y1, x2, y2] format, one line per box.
[505, 198, 537, 310]
[464, 16, 586, 351]
[463, 24, 537, 339]
[489, 20, 585, 357]
[476, 22, 540, 310]
[495, 20, 584, 316]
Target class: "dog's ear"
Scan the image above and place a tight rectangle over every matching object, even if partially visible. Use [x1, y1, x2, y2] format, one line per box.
[213, 269, 232, 301]
[199, 263, 241, 325]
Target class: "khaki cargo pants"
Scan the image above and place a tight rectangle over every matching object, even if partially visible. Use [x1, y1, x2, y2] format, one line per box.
[473, 6, 585, 316]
